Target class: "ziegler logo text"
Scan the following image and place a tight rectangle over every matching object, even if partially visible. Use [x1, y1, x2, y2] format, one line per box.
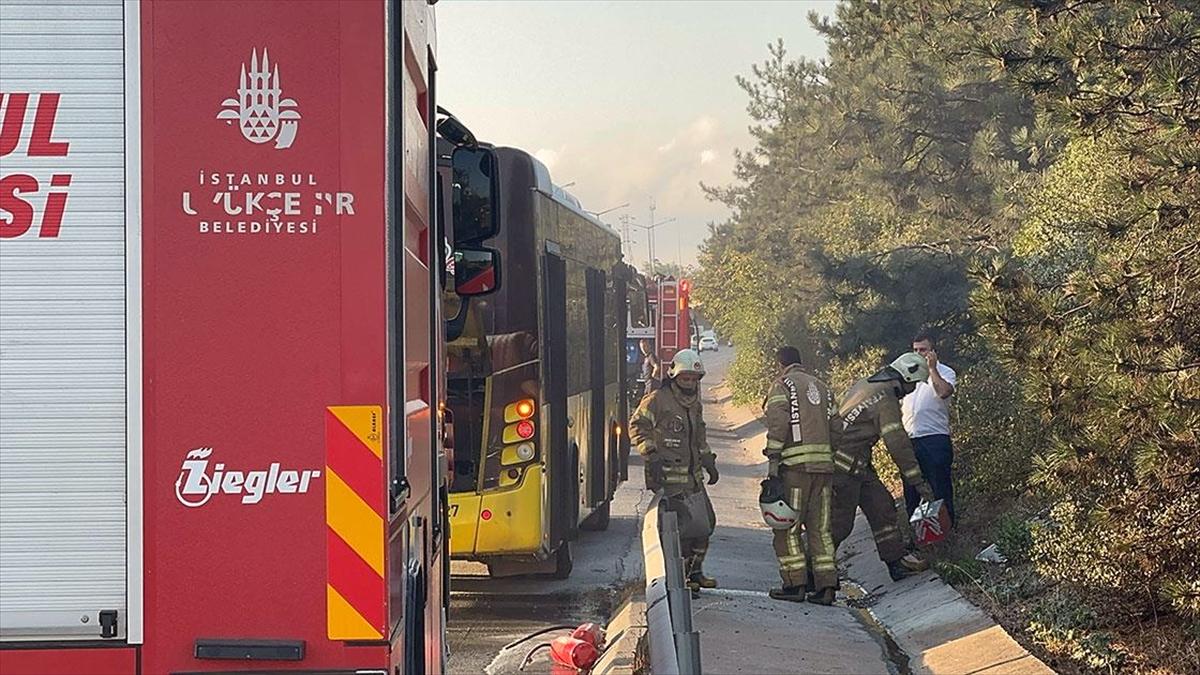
[175, 447, 321, 508]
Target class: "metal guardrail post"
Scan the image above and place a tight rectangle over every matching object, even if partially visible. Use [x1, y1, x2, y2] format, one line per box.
[643, 492, 680, 674]
[660, 511, 701, 673]
[642, 492, 702, 674]
[675, 631, 701, 674]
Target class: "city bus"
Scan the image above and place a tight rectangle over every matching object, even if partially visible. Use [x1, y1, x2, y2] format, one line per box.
[444, 147, 628, 578]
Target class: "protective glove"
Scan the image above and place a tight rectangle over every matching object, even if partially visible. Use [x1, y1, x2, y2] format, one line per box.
[646, 460, 667, 487]
[701, 455, 720, 485]
[917, 481, 936, 503]
[767, 456, 781, 478]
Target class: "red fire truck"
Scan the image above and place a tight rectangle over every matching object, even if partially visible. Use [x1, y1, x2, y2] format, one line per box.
[633, 275, 695, 365]
[626, 273, 696, 420]
[0, 1, 497, 672]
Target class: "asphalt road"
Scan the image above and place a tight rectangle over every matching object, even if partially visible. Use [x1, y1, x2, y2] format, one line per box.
[445, 449, 649, 674]
[445, 344, 737, 674]
[445, 346, 1040, 674]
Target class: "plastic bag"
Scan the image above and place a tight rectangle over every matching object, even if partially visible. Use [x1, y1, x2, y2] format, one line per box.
[910, 498, 950, 545]
[668, 487, 716, 540]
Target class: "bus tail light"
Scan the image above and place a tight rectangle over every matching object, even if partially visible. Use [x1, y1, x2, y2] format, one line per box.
[502, 418, 536, 444]
[516, 419, 535, 439]
[501, 442, 536, 466]
[499, 400, 538, 483]
[504, 398, 536, 423]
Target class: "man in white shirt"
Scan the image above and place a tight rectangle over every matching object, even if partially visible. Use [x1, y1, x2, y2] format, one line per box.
[901, 332, 958, 525]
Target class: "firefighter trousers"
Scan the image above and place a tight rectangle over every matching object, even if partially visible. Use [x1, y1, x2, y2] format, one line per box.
[682, 536, 709, 578]
[771, 469, 836, 590]
[831, 469, 907, 564]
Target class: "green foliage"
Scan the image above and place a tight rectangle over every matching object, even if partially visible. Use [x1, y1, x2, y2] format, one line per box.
[1027, 590, 1128, 672]
[702, 0, 1200, 666]
[976, 125, 1200, 622]
[932, 558, 984, 587]
[952, 342, 1039, 501]
[694, 248, 814, 404]
[1026, 620, 1127, 673]
[991, 514, 1034, 565]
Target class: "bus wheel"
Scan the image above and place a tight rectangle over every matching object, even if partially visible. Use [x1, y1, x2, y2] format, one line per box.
[580, 500, 611, 532]
[551, 541, 573, 579]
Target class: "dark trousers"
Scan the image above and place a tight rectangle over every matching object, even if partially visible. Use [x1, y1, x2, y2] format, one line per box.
[831, 469, 908, 564]
[903, 434, 956, 525]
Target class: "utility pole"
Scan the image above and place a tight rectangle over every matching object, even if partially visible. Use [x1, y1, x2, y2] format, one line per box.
[630, 201, 675, 278]
[618, 214, 635, 263]
[648, 198, 656, 276]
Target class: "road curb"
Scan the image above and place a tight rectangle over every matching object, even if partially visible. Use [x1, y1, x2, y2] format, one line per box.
[594, 595, 648, 675]
[841, 522, 1054, 675]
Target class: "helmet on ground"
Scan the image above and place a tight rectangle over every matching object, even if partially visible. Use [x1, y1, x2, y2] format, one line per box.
[868, 352, 929, 385]
[667, 349, 706, 379]
[759, 476, 797, 530]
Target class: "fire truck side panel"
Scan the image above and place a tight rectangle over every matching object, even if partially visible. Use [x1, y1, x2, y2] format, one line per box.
[140, 1, 389, 672]
[0, 646, 138, 675]
[389, 1, 445, 669]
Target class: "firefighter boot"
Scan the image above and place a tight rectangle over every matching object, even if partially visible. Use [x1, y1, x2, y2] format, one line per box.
[806, 587, 836, 606]
[769, 586, 807, 603]
[686, 557, 717, 590]
[887, 553, 930, 581]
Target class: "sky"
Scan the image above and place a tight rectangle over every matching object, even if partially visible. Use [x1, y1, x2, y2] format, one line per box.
[437, 0, 837, 269]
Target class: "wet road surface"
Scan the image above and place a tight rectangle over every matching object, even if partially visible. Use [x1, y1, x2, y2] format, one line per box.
[446, 476, 648, 673]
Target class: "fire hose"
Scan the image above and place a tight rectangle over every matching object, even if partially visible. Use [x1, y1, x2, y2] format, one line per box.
[512, 622, 610, 672]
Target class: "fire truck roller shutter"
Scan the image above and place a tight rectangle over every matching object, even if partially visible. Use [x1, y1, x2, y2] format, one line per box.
[0, 0, 138, 641]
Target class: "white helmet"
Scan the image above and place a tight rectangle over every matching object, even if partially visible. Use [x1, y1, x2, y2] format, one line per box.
[759, 477, 797, 530]
[869, 352, 929, 385]
[667, 349, 706, 378]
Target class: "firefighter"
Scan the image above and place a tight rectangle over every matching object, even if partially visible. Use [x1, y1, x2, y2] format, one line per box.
[831, 352, 937, 581]
[761, 346, 838, 605]
[639, 338, 662, 398]
[629, 348, 719, 592]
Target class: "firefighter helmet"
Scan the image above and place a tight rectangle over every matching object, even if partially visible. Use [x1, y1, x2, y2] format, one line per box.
[868, 352, 929, 384]
[667, 349, 706, 379]
[759, 476, 797, 530]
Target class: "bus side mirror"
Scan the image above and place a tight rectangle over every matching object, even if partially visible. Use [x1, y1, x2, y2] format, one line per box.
[451, 146, 500, 245]
[454, 247, 501, 297]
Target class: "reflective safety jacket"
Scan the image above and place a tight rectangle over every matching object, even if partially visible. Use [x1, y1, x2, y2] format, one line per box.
[762, 364, 835, 472]
[629, 383, 712, 492]
[833, 378, 932, 496]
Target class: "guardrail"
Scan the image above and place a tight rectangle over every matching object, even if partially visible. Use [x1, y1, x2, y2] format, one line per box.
[641, 491, 702, 674]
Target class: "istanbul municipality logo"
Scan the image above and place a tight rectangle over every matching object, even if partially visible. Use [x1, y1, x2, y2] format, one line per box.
[217, 48, 300, 149]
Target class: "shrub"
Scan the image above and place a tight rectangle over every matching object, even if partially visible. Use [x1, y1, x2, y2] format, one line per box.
[991, 514, 1034, 565]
